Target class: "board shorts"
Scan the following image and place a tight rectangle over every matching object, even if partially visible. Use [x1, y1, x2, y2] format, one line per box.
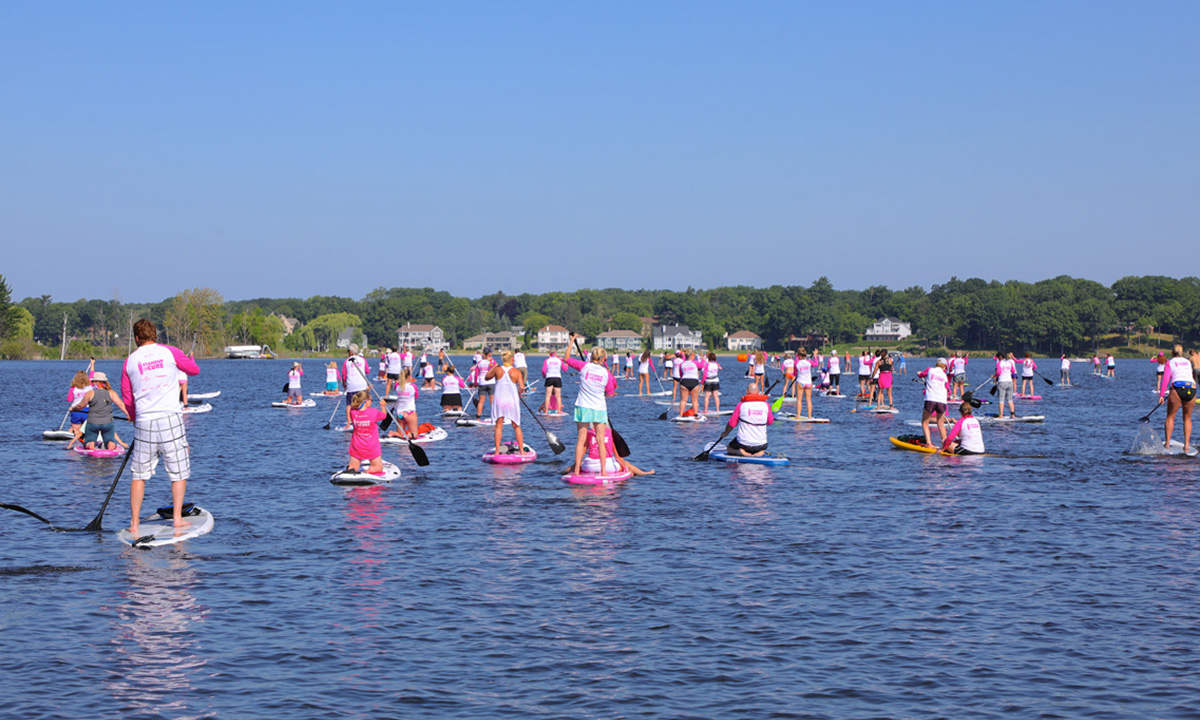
[131, 414, 190, 483]
[288, 387, 301, 400]
[82, 422, 115, 446]
[953, 447, 983, 455]
[878, 372, 893, 389]
[954, 373, 966, 383]
[386, 373, 400, 381]
[704, 382, 721, 392]
[923, 400, 948, 417]
[1171, 381, 1197, 404]
[70, 409, 89, 425]
[544, 378, 562, 388]
[440, 393, 462, 407]
[574, 407, 608, 424]
[680, 378, 699, 390]
[326, 381, 338, 392]
[477, 384, 494, 397]
[728, 438, 767, 455]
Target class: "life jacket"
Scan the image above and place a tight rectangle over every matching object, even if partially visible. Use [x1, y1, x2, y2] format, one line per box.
[682, 408, 696, 417]
[417, 422, 435, 436]
[740, 393, 769, 403]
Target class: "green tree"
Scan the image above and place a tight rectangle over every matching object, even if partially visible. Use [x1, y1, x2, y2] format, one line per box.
[165, 288, 226, 355]
[306, 313, 363, 351]
[611, 312, 643, 332]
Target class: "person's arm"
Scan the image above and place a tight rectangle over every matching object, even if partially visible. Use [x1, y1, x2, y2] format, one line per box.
[166, 346, 200, 376]
[563, 357, 586, 372]
[942, 417, 965, 450]
[111, 393, 130, 419]
[604, 369, 617, 397]
[121, 358, 137, 423]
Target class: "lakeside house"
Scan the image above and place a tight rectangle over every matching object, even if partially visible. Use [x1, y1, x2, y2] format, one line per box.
[463, 331, 521, 351]
[537, 325, 579, 351]
[396, 323, 447, 352]
[864, 318, 912, 342]
[596, 329, 643, 351]
[653, 324, 703, 351]
[725, 330, 761, 352]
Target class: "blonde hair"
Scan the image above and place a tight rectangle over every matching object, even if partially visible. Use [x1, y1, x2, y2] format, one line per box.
[71, 371, 89, 389]
[591, 347, 607, 363]
[351, 390, 370, 410]
[501, 349, 513, 365]
[327, 361, 337, 369]
[1173, 344, 1184, 357]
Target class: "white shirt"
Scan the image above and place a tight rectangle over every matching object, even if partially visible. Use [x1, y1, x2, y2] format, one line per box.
[574, 362, 612, 412]
[924, 367, 949, 403]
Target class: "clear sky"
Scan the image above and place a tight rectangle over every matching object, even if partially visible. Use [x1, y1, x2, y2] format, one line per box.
[2, 2, 1196, 304]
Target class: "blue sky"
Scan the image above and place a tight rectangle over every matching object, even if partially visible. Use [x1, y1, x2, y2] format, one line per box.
[2, 2, 1196, 303]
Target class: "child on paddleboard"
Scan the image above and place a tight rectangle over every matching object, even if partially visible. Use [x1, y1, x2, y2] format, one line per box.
[324, 361, 339, 394]
[347, 391, 387, 475]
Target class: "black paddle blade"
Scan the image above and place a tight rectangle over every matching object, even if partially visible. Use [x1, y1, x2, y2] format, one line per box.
[611, 427, 631, 458]
[658, 411, 668, 421]
[0, 503, 54, 526]
[989, 384, 998, 395]
[546, 431, 566, 455]
[379, 413, 393, 433]
[408, 440, 430, 466]
[82, 440, 136, 532]
[282, 382, 289, 394]
[1042, 376, 1054, 385]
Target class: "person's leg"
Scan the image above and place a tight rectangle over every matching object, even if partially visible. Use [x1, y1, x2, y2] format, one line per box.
[494, 420, 504, 454]
[921, 410, 933, 446]
[1164, 393, 1180, 448]
[129, 479, 145, 534]
[596, 422, 609, 476]
[1182, 400, 1194, 452]
[514, 422, 524, 452]
[171, 478, 187, 527]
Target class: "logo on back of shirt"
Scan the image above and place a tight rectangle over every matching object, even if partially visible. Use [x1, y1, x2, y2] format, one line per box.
[138, 358, 164, 375]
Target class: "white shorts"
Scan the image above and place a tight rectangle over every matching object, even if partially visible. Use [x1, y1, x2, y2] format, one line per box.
[132, 414, 191, 482]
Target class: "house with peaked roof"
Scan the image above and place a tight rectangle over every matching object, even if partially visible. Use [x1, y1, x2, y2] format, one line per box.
[864, 318, 911, 342]
[725, 330, 761, 351]
[652, 324, 703, 351]
[596, 329, 643, 351]
[396, 323, 447, 352]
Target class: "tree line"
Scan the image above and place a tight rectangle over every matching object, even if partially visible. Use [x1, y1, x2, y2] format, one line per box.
[1, 274, 1197, 359]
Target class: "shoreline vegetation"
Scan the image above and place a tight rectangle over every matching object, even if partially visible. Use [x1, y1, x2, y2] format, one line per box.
[1, 274, 1196, 360]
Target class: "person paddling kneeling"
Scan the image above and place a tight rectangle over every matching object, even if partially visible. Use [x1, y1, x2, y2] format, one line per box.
[942, 402, 986, 455]
[712, 382, 775, 457]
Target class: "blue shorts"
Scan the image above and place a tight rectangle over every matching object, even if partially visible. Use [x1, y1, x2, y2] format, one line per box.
[70, 410, 89, 425]
[574, 407, 608, 424]
[83, 422, 115, 446]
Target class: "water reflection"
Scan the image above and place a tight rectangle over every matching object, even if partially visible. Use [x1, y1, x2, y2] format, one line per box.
[106, 551, 208, 720]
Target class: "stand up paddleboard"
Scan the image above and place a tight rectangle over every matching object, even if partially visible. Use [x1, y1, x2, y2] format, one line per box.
[670, 415, 708, 423]
[182, 403, 213, 415]
[1016, 394, 1042, 400]
[482, 444, 537, 464]
[118, 504, 214, 547]
[820, 393, 847, 399]
[866, 406, 899, 415]
[1165, 440, 1199, 457]
[43, 429, 74, 441]
[310, 391, 342, 398]
[439, 409, 465, 417]
[456, 417, 503, 427]
[187, 391, 221, 401]
[980, 415, 1044, 423]
[562, 469, 633, 485]
[782, 415, 830, 423]
[381, 427, 448, 444]
[537, 411, 567, 417]
[708, 447, 790, 465]
[73, 446, 123, 458]
[330, 461, 401, 486]
[272, 399, 316, 408]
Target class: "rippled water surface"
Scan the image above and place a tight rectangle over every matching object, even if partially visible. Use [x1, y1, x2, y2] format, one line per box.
[1, 357, 1197, 719]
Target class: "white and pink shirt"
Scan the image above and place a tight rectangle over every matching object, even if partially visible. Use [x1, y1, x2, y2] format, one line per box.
[995, 359, 1017, 383]
[288, 368, 303, 389]
[442, 375, 464, 396]
[394, 383, 419, 414]
[543, 356, 565, 380]
[1021, 358, 1037, 378]
[564, 358, 617, 412]
[944, 416, 985, 454]
[1161, 357, 1194, 397]
[728, 396, 774, 448]
[342, 355, 370, 392]
[796, 359, 813, 386]
[120, 344, 200, 422]
[919, 366, 950, 404]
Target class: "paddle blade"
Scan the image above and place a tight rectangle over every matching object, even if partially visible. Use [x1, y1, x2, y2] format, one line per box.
[0, 503, 54, 526]
[658, 411, 668, 421]
[611, 428, 631, 458]
[379, 413, 393, 433]
[989, 384, 998, 395]
[1042, 376, 1053, 385]
[408, 440, 430, 466]
[282, 382, 289, 394]
[771, 396, 785, 412]
[546, 431, 566, 455]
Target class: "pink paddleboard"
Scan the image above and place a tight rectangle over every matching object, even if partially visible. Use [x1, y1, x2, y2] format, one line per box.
[482, 446, 538, 464]
[1016, 394, 1042, 400]
[73, 446, 122, 458]
[561, 470, 632, 485]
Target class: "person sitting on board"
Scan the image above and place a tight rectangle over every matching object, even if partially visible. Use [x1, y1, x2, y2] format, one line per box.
[347, 391, 387, 475]
[324, 361, 340, 395]
[65, 361, 94, 450]
[440, 365, 465, 412]
[941, 401, 986, 455]
[285, 362, 304, 405]
[486, 350, 525, 455]
[918, 358, 951, 447]
[563, 335, 618, 477]
[582, 425, 654, 476]
[1158, 344, 1195, 455]
[712, 382, 774, 457]
[386, 370, 421, 439]
[120, 318, 201, 536]
[79, 371, 130, 451]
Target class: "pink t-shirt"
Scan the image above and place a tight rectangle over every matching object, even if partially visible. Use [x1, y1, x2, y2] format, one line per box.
[121, 343, 200, 422]
[348, 407, 386, 460]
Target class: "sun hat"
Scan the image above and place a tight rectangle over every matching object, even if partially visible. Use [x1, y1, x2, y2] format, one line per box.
[92, 371, 108, 383]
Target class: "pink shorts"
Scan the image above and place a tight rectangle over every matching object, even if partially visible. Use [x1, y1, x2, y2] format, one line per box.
[879, 372, 893, 389]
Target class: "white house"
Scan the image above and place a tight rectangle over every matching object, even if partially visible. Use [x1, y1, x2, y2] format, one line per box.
[537, 325, 574, 351]
[396, 323, 447, 352]
[864, 318, 912, 342]
[725, 330, 761, 352]
[652, 324, 703, 351]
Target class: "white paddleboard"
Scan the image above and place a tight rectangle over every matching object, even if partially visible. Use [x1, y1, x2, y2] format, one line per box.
[380, 427, 448, 444]
[182, 403, 213, 415]
[670, 415, 708, 423]
[118, 505, 214, 547]
[187, 391, 221, 401]
[272, 399, 316, 408]
[456, 417, 503, 427]
[980, 415, 1045, 423]
[330, 461, 401, 485]
[439, 409, 465, 417]
[701, 409, 734, 417]
[310, 391, 343, 398]
[783, 415, 831, 423]
[868, 407, 899, 415]
[42, 429, 74, 440]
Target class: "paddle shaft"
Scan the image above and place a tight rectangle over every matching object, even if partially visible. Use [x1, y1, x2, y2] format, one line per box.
[81, 438, 136, 532]
[518, 395, 566, 454]
[322, 392, 344, 429]
[571, 337, 630, 457]
[349, 361, 430, 466]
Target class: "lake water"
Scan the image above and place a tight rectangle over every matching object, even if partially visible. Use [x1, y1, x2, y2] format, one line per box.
[1, 357, 1197, 719]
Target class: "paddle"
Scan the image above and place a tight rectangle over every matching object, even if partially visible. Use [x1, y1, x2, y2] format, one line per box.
[81, 439, 136, 531]
[571, 337, 630, 457]
[350, 362, 429, 466]
[519, 395, 566, 454]
[1033, 369, 1055, 386]
[322, 393, 344, 430]
[1139, 400, 1164, 423]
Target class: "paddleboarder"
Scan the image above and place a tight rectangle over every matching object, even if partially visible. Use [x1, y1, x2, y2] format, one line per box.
[918, 358, 951, 447]
[541, 350, 566, 413]
[992, 352, 1018, 420]
[485, 350, 525, 457]
[440, 366, 465, 413]
[385, 370, 420, 439]
[941, 401, 986, 455]
[347, 391, 387, 476]
[1060, 355, 1071, 386]
[120, 318, 201, 537]
[713, 382, 774, 457]
[1158, 344, 1195, 455]
[78, 371, 130, 451]
[637, 350, 656, 396]
[1020, 352, 1038, 398]
[563, 335, 618, 478]
[285, 362, 304, 405]
[702, 351, 722, 414]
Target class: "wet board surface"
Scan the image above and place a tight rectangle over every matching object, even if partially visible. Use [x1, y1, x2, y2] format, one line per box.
[73, 446, 123, 457]
[670, 416, 708, 423]
[562, 469, 633, 485]
[272, 399, 317, 408]
[330, 461, 401, 485]
[182, 403, 213, 414]
[380, 427, 448, 444]
[42, 429, 74, 440]
[482, 445, 538, 464]
[709, 449, 790, 465]
[117, 506, 214, 547]
[187, 391, 221, 400]
[980, 415, 1045, 423]
[782, 415, 831, 423]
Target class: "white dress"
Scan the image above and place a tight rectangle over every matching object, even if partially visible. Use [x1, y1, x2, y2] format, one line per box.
[491, 365, 521, 424]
